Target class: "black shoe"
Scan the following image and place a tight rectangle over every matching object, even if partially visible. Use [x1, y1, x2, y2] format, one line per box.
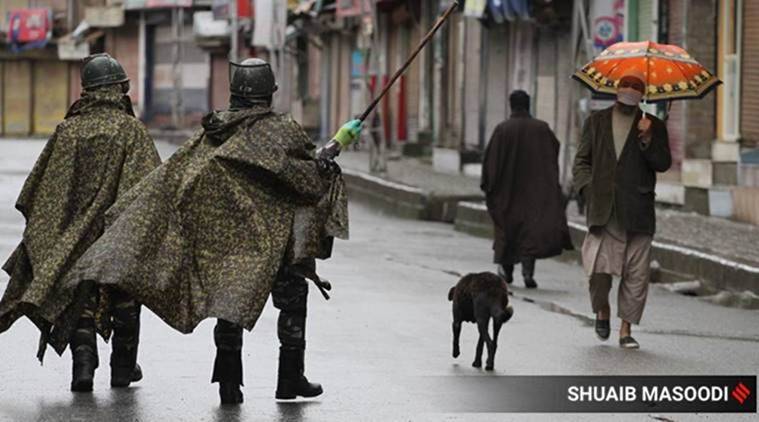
[276, 347, 323, 400]
[219, 383, 244, 405]
[595, 317, 610, 341]
[619, 336, 640, 349]
[276, 376, 323, 400]
[523, 278, 538, 289]
[111, 363, 142, 388]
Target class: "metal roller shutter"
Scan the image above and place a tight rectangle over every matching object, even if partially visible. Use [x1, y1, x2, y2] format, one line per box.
[3, 60, 32, 136]
[33, 60, 69, 136]
[741, 0, 759, 146]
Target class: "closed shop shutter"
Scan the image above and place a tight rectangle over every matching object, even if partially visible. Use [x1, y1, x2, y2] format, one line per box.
[535, 30, 557, 130]
[33, 60, 69, 136]
[741, 1, 759, 146]
[3, 60, 32, 136]
[484, 24, 508, 142]
[0, 62, 3, 136]
[463, 21, 481, 148]
[151, 22, 209, 127]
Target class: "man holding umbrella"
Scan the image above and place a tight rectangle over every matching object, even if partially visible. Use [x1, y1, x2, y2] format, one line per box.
[573, 67, 671, 349]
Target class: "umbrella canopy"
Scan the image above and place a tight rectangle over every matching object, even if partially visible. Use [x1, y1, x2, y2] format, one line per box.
[573, 41, 721, 102]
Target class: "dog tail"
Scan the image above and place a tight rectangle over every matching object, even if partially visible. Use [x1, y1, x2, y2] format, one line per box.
[448, 287, 455, 301]
[492, 304, 514, 324]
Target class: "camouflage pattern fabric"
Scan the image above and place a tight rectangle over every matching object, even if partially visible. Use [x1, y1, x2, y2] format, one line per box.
[109, 288, 141, 369]
[72, 287, 141, 366]
[0, 85, 161, 357]
[70, 290, 99, 364]
[64, 106, 348, 334]
[287, 175, 349, 264]
[272, 266, 310, 348]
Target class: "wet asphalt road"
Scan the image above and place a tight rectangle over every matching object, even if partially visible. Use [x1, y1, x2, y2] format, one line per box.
[0, 140, 757, 422]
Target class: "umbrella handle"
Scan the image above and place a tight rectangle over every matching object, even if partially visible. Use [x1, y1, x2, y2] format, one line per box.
[642, 98, 649, 121]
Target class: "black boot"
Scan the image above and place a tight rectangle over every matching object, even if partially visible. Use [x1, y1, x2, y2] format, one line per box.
[521, 257, 538, 289]
[70, 325, 99, 392]
[111, 359, 143, 388]
[110, 297, 142, 388]
[219, 381, 243, 405]
[213, 350, 243, 405]
[212, 319, 244, 405]
[275, 346, 323, 400]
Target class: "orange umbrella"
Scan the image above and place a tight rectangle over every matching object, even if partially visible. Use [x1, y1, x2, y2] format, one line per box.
[573, 41, 721, 102]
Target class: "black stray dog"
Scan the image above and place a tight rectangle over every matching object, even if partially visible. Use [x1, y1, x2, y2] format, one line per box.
[449, 272, 514, 371]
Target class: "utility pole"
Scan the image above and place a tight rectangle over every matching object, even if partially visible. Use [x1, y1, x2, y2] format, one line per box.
[369, 5, 387, 173]
[67, 0, 75, 32]
[171, 6, 184, 129]
[229, 0, 238, 63]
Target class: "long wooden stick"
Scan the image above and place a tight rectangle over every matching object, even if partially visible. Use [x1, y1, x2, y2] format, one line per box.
[359, 1, 460, 122]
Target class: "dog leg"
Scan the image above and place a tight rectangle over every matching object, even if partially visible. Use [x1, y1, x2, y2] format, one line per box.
[476, 318, 494, 371]
[487, 320, 503, 371]
[473, 317, 491, 368]
[472, 334, 483, 368]
[452, 320, 462, 358]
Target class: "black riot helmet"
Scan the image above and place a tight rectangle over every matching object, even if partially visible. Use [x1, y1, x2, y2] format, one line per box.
[81, 53, 129, 90]
[229, 58, 278, 100]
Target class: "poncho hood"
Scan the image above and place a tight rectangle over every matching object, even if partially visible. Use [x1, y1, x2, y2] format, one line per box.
[66, 85, 135, 118]
[202, 106, 271, 144]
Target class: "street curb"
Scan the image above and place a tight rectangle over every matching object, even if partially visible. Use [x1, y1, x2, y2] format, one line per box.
[342, 163, 759, 294]
[342, 168, 483, 222]
[453, 201, 759, 295]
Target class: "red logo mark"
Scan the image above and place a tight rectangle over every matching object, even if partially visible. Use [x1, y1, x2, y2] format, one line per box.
[731, 382, 751, 405]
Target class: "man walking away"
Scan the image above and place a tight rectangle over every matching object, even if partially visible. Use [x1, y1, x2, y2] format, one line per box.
[481, 90, 573, 289]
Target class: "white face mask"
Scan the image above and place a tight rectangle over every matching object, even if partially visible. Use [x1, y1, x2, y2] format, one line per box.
[617, 87, 643, 106]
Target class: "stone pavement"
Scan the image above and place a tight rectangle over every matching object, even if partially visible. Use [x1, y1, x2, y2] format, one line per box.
[337, 149, 759, 298]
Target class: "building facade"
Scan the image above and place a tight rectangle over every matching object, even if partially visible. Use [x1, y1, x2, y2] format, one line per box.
[1, 0, 758, 226]
[287, 0, 759, 226]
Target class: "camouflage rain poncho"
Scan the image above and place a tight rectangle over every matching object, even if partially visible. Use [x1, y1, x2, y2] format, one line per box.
[64, 106, 348, 334]
[0, 86, 161, 356]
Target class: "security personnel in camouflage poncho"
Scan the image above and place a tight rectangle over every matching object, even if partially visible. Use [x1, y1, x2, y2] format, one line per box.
[211, 58, 351, 404]
[63, 58, 361, 405]
[201, 59, 360, 404]
[0, 54, 161, 392]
